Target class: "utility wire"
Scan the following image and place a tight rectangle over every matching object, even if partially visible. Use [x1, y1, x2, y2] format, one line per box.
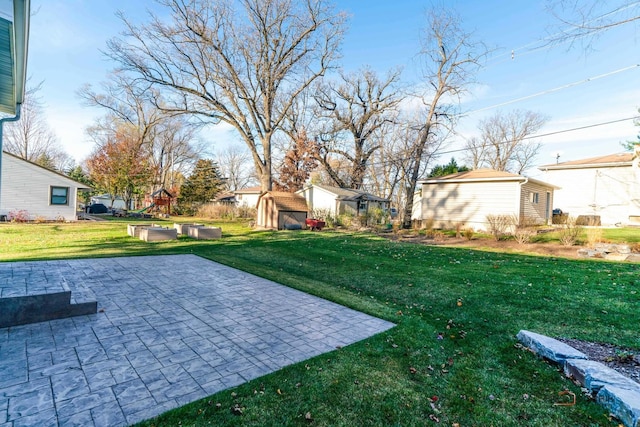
[439, 115, 639, 156]
[465, 64, 640, 114]
[486, 1, 640, 66]
[360, 115, 639, 169]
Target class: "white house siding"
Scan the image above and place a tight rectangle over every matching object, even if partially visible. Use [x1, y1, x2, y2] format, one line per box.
[234, 188, 261, 208]
[520, 181, 553, 224]
[297, 186, 340, 217]
[541, 166, 640, 226]
[420, 181, 521, 230]
[1, 153, 83, 221]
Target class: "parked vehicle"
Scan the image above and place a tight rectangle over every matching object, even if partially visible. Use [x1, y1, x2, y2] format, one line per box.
[85, 203, 109, 214]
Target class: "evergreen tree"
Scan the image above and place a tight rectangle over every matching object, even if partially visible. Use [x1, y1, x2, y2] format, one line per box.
[428, 157, 469, 177]
[178, 159, 223, 210]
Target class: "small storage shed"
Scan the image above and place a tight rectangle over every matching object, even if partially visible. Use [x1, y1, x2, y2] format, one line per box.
[256, 191, 309, 230]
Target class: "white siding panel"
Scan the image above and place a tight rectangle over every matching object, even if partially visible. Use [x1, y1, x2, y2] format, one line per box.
[298, 186, 340, 216]
[521, 181, 553, 224]
[1, 153, 81, 221]
[421, 181, 520, 230]
[541, 166, 640, 225]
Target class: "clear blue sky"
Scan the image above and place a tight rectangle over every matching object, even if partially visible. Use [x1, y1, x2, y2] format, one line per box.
[27, 0, 640, 177]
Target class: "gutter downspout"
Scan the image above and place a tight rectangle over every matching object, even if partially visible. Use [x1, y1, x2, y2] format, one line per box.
[0, 103, 22, 217]
[518, 177, 529, 225]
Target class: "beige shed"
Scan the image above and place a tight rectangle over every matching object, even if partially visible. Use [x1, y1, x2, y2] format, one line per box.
[256, 191, 309, 230]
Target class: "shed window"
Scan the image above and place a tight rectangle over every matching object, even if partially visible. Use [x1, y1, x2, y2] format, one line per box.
[529, 192, 539, 204]
[50, 186, 69, 205]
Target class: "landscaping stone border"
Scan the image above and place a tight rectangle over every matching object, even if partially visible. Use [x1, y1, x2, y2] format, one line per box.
[577, 244, 640, 262]
[517, 330, 640, 427]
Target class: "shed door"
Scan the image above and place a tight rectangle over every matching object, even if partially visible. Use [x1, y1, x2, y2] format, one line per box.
[279, 211, 307, 229]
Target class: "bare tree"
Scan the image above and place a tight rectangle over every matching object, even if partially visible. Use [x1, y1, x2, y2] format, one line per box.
[4, 82, 73, 172]
[215, 145, 256, 191]
[312, 67, 403, 189]
[150, 119, 201, 191]
[463, 136, 488, 169]
[401, 8, 486, 228]
[365, 121, 415, 219]
[80, 72, 201, 192]
[106, 0, 346, 192]
[465, 110, 547, 174]
[545, 1, 640, 46]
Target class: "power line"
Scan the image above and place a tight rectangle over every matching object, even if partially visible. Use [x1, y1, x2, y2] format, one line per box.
[485, 1, 640, 66]
[358, 115, 639, 169]
[466, 64, 640, 114]
[440, 115, 640, 156]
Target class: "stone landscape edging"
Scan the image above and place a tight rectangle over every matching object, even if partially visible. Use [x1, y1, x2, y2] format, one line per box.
[517, 330, 640, 427]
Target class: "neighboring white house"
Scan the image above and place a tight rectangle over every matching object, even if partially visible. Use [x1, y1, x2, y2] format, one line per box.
[234, 186, 262, 208]
[538, 148, 640, 226]
[296, 183, 390, 218]
[0, 151, 91, 221]
[413, 169, 558, 231]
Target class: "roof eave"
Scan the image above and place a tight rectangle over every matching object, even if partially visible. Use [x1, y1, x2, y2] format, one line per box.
[418, 176, 526, 185]
[539, 161, 633, 171]
[13, 0, 28, 106]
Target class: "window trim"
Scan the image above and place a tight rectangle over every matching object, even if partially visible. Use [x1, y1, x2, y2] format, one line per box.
[50, 186, 70, 206]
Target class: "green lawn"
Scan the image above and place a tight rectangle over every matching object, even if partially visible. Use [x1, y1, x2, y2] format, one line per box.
[1, 219, 638, 426]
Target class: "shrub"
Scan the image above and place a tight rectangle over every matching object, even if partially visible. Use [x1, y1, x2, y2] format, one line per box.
[513, 227, 536, 245]
[557, 216, 582, 246]
[585, 226, 603, 248]
[8, 209, 30, 222]
[433, 230, 446, 242]
[463, 228, 474, 240]
[512, 215, 537, 245]
[423, 217, 435, 231]
[195, 203, 257, 220]
[337, 213, 354, 228]
[485, 214, 511, 241]
[197, 203, 234, 219]
[367, 207, 386, 226]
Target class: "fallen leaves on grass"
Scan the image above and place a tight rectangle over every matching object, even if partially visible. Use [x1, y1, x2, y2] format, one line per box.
[554, 390, 576, 406]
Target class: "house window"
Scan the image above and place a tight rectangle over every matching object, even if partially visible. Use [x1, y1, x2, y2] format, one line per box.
[50, 186, 69, 205]
[529, 192, 539, 204]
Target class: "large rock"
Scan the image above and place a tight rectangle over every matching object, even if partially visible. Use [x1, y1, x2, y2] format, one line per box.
[564, 359, 640, 393]
[516, 330, 587, 363]
[596, 385, 640, 427]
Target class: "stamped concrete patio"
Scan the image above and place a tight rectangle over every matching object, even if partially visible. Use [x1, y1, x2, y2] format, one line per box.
[0, 254, 394, 427]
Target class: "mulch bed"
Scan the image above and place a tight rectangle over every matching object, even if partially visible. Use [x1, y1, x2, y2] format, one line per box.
[558, 338, 640, 385]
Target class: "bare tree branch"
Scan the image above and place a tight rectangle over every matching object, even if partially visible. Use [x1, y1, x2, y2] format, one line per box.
[466, 109, 547, 174]
[401, 7, 486, 227]
[312, 67, 403, 189]
[105, 0, 346, 191]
